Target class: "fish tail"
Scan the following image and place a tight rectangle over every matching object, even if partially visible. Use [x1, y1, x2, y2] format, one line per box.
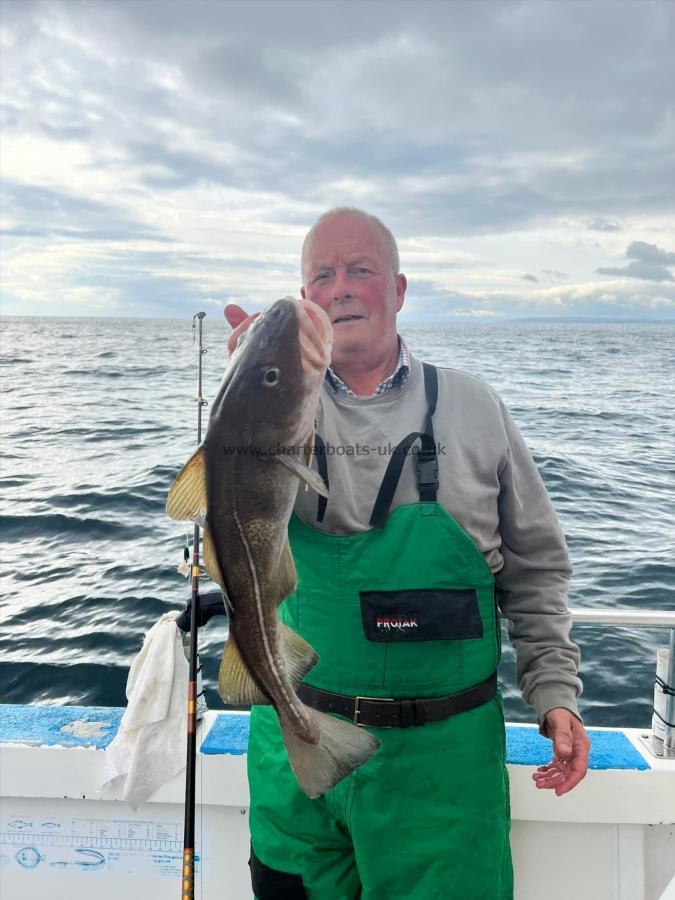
[280, 708, 380, 799]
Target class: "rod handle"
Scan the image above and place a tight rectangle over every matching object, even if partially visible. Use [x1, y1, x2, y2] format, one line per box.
[182, 847, 194, 899]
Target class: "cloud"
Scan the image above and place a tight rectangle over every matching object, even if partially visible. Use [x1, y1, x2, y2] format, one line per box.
[595, 240, 675, 282]
[540, 269, 566, 282]
[627, 240, 675, 265]
[1, 0, 675, 318]
[1, 181, 172, 242]
[399, 273, 675, 321]
[596, 262, 673, 282]
[530, 278, 675, 314]
[585, 217, 623, 232]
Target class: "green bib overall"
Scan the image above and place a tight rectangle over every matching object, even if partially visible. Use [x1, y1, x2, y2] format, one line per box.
[247, 366, 513, 900]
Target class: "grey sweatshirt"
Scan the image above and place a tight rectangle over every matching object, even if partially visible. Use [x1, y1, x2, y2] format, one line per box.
[294, 354, 582, 721]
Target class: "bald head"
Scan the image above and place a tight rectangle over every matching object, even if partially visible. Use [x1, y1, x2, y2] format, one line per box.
[301, 207, 400, 283]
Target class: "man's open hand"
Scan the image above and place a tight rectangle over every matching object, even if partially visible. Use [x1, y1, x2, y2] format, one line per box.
[532, 708, 590, 796]
[224, 303, 260, 355]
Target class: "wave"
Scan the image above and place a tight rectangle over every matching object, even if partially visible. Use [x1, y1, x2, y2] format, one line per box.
[0, 475, 33, 488]
[63, 366, 176, 378]
[47, 487, 165, 514]
[0, 660, 130, 707]
[63, 369, 124, 378]
[0, 513, 144, 541]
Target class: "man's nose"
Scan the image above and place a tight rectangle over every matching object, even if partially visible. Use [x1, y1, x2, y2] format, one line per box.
[332, 268, 353, 301]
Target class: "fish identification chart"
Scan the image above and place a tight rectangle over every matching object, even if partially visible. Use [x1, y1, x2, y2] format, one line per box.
[0, 799, 201, 899]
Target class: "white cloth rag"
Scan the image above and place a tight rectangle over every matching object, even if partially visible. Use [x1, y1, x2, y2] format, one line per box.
[103, 611, 188, 808]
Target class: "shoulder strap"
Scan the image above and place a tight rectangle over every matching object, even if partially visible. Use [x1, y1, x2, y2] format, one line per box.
[314, 433, 329, 523]
[369, 364, 439, 528]
[417, 362, 439, 504]
[423, 362, 438, 430]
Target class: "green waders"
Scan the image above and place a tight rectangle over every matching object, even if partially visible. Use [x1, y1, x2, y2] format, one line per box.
[247, 365, 513, 900]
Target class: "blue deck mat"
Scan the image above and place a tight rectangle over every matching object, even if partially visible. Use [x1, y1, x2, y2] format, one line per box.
[506, 725, 650, 770]
[0, 704, 124, 749]
[199, 713, 250, 756]
[199, 715, 651, 771]
[0, 706, 651, 770]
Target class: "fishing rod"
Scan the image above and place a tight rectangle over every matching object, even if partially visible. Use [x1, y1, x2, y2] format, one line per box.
[182, 311, 207, 900]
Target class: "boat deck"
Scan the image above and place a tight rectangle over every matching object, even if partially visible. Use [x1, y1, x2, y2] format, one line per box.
[1, 704, 674, 899]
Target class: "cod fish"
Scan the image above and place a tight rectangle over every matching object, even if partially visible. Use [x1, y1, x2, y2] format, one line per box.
[166, 297, 380, 798]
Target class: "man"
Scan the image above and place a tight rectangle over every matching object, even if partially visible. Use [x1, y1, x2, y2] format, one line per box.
[225, 208, 590, 899]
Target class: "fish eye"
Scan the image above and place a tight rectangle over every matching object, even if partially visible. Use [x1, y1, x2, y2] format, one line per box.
[262, 366, 281, 387]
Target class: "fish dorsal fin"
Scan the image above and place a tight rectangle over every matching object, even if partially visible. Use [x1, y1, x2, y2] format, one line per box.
[280, 623, 318, 685]
[276, 453, 328, 497]
[218, 635, 270, 706]
[166, 446, 208, 524]
[202, 527, 225, 589]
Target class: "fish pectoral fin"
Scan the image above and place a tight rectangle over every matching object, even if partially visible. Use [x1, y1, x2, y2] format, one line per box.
[280, 623, 318, 687]
[166, 446, 208, 524]
[203, 527, 225, 589]
[275, 454, 328, 497]
[218, 636, 270, 706]
[277, 539, 297, 600]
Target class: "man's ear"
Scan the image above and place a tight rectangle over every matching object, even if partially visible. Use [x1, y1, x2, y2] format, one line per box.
[395, 274, 407, 312]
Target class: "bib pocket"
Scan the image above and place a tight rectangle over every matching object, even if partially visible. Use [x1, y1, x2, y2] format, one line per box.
[360, 588, 484, 643]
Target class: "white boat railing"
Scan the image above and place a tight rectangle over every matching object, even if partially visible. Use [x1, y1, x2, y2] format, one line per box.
[499, 606, 675, 753]
[568, 607, 675, 753]
[567, 608, 675, 627]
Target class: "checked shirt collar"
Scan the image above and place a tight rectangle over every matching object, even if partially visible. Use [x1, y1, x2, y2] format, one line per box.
[325, 336, 410, 397]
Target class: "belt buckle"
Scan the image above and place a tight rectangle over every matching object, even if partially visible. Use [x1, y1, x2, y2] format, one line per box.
[354, 695, 394, 727]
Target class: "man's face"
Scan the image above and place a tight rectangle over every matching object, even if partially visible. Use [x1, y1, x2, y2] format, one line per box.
[301, 213, 406, 370]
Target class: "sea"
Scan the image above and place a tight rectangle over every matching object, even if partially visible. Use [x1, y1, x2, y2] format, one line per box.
[1, 315, 674, 728]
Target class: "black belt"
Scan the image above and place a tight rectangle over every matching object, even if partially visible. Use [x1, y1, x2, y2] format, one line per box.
[297, 671, 498, 729]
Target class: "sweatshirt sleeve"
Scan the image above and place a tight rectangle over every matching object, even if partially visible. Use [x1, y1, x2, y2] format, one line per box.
[495, 399, 583, 723]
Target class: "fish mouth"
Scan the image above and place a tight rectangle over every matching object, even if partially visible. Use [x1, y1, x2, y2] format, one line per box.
[296, 300, 333, 373]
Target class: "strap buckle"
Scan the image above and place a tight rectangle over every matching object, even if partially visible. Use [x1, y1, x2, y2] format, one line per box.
[416, 454, 438, 491]
[354, 695, 394, 727]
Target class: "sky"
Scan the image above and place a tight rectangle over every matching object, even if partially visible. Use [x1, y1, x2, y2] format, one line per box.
[1, 0, 674, 321]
